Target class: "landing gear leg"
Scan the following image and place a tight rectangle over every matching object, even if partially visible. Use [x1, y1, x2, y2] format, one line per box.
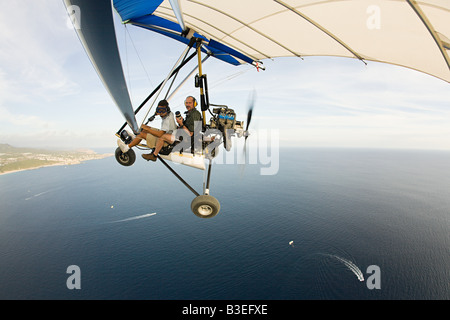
[191, 159, 221, 218]
[158, 155, 221, 218]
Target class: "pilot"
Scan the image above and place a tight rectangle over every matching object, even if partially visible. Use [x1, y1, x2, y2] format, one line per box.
[142, 96, 203, 161]
[177, 96, 202, 135]
[117, 100, 177, 159]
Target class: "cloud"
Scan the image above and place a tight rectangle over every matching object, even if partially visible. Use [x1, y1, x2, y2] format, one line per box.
[1, 128, 115, 150]
[0, 0, 79, 100]
[0, 70, 53, 129]
[0, 106, 53, 129]
[219, 57, 450, 150]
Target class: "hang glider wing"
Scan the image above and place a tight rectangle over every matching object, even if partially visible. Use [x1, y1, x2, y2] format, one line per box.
[113, 0, 450, 83]
[64, 0, 139, 133]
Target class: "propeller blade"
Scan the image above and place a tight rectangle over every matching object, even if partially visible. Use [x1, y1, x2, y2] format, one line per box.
[245, 108, 253, 134]
[243, 90, 256, 161]
[241, 91, 256, 176]
[244, 91, 256, 144]
[245, 91, 255, 133]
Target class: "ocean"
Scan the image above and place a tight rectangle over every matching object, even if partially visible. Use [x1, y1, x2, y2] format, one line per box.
[0, 148, 448, 300]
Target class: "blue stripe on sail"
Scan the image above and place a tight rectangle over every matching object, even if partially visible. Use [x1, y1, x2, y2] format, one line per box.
[113, 0, 255, 66]
[113, 0, 164, 21]
[131, 23, 242, 65]
[208, 39, 254, 65]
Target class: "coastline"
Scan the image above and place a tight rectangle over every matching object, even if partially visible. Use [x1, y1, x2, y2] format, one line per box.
[0, 154, 113, 176]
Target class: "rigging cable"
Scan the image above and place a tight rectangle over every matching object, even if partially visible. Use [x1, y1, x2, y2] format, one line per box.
[163, 46, 193, 100]
[124, 24, 154, 88]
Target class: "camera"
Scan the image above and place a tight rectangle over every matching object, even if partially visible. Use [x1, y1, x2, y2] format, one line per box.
[120, 130, 133, 144]
[175, 111, 183, 121]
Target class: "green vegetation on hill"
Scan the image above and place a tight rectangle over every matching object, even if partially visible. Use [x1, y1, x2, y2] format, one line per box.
[0, 143, 112, 175]
[0, 159, 59, 173]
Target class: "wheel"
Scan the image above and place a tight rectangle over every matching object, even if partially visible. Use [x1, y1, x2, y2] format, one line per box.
[115, 147, 136, 166]
[191, 195, 221, 218]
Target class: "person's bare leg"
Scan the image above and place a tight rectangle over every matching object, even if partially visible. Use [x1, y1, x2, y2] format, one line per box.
[141, 125, 164, 138]
[128, 132, 146, 148]
[142, 134, 174, 161]
[153, 134, 175, 156]
[153, 138, 165, 156]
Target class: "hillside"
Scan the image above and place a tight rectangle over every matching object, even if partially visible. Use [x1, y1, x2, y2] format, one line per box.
[0, 144, 112, 175]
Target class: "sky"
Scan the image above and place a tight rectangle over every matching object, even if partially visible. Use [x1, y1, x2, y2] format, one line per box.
[0, 0, 449, 151]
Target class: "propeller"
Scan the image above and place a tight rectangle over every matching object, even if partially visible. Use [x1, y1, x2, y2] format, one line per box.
[245, 103, 253, 139]
[242, 90, 256, 160]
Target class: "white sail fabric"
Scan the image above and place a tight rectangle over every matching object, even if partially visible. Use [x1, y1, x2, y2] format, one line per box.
[150, 0, 449, 82]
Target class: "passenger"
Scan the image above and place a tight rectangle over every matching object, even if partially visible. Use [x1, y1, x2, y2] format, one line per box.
[117, 100, 177, 161]
[142, 96, 203, 161]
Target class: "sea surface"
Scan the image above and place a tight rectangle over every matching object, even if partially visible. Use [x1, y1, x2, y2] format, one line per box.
[0, 148, 448, 300]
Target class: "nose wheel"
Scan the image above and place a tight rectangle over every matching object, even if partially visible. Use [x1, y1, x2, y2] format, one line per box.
[115, 147, 136, 166]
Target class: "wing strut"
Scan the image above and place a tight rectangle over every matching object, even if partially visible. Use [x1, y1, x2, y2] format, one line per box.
[139, 42, 194, 128]
[197, 42, 208, 128]
[166, 55, 210, 102]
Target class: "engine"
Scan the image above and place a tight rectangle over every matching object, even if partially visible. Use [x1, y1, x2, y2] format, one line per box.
[208, 106, 244, 150]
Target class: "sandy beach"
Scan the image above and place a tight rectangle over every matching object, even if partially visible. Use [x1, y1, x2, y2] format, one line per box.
[0, 154, 113, 176]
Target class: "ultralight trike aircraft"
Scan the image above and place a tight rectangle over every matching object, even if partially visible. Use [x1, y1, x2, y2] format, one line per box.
[64, 0, 450, 218]
[114, 38, 255, 218]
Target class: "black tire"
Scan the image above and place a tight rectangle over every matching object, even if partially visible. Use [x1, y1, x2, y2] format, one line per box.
[115, 147, 136, 167]
[191, 195, 221, 218]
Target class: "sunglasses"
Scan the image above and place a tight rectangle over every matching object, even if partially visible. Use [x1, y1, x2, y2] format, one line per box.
[156, 108, 168, 114]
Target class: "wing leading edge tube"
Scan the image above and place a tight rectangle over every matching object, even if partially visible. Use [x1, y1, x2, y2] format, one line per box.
[64, 0, 139, 133]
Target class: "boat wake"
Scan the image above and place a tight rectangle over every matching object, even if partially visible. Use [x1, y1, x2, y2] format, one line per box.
[109, 213, 157, 223]
[325, 254, 364, 282]
[25, 190, 51, 201]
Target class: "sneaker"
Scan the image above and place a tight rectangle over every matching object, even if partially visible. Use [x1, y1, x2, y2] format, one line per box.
[142, 153, 157, 162]
[117, 139, 130, 153]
